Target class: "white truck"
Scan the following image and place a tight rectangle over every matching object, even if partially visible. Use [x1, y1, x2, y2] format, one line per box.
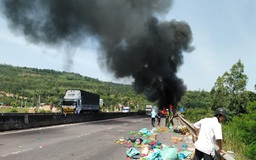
[145, 105, 158, 115]
[61, 89, 100, 114]
[145, 105, 153, 115]
[122, 106, 130, 113]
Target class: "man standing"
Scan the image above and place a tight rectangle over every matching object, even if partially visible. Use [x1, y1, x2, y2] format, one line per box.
[165, 109, 170, 127]
[169, 105, 174, 126]
[193, 108, 227, 160]
[156, 112, 161, 126]
[151, 108, 157, 127]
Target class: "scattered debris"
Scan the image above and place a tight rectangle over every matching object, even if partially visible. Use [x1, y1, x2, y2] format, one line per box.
[115, 125, 195, 160]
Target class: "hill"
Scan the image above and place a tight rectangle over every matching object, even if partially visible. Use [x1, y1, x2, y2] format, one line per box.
[0, 64, 151, 111]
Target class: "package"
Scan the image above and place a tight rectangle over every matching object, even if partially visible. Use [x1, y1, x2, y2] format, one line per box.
[150, 134, 157, 141]
[141, 147, 149, 156]
[157, 126, 168, 132]
[170, 137, 182, 143]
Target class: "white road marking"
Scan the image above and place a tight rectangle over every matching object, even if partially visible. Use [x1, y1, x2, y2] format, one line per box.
[1, 148, 34, 157]
[77, 133, 90, 138]
[0, 123, 79, 135]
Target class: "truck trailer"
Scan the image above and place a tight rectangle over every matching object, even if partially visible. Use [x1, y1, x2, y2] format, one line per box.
[61, 89, 100, 114]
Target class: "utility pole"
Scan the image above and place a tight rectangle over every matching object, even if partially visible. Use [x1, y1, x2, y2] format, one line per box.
[37, 95, 41, 107]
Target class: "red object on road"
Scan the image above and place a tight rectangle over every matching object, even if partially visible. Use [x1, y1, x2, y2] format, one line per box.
[161, 109, 167, 115]
[169, 104, 173, 110]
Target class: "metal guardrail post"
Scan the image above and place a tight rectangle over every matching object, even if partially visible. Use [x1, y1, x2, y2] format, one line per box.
[178, 114, 235, 160]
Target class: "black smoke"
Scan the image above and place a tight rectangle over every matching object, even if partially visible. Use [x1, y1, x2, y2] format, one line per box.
[1, 0, 193, 111]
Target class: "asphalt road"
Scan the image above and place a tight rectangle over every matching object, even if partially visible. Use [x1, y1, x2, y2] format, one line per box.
[0, 115, 193, 160]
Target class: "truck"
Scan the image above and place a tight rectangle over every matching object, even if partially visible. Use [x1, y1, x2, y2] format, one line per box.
[61, 89, 100, 114]
[145, 105, 152, 115]
[145, 105, 158, 115]
[122, 106, 130, 113]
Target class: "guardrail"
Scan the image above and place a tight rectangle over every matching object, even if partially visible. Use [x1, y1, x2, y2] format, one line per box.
[178, 114, 235, 160]
[0, 112, 141, 131]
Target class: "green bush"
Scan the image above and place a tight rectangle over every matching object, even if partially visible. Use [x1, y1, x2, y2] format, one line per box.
[38, 109, 46, 113]
[234, 113, 256, 159]
[183, 107, 213, 123]
[45, 110, 52, 113]
[244, 142, 256, 160]
[222, 121, 247, 159]
[8, 108, 18, 113]
[222, 109, 256, 160]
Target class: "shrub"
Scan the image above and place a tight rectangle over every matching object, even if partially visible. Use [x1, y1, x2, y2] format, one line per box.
[38, 109, 46, 113]
[8, 108, 18, 113]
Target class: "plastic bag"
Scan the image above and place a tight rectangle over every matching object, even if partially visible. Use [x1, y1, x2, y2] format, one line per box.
[126, 147, 140, 158]
[145, 148, 162, 160]
[179, 150, 192, 159]
[138, 128, 151, 137]
[161, 146, 179, 160]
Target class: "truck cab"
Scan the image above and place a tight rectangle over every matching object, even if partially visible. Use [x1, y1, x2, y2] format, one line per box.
[61, 90, 82, 113]
[145, 105, 152, 115]
[122, 107, 130, 113]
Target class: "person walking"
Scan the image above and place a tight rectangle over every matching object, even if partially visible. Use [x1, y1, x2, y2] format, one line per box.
[169, 110, 174, 126]
[169, 105, 174, 126]
[193, 108, 227, 160]
[151, 108, 157, 127]
[165, 109, 170, 128]
[156, 112, 161, 126]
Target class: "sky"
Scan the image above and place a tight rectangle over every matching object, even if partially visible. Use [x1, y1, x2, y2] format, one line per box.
[0, 0, 255, 92]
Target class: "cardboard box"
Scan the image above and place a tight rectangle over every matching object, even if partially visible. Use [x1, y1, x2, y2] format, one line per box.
[150, 134, 157, 141]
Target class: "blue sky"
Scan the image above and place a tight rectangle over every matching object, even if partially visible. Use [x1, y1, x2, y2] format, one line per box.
[0, 0, 255, 91]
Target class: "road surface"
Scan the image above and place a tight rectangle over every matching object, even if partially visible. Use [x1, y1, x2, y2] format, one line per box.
[0, 115, 193, 160]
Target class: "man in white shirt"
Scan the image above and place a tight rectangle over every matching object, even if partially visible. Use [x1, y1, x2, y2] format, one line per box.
[193, 108, 227, 160]
[151, 108, 157, 127]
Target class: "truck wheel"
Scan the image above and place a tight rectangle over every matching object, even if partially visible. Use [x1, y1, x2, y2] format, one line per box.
[75, 108, 81, 114]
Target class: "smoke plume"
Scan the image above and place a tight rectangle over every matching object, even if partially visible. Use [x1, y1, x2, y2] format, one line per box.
[1, 0, 194, 110]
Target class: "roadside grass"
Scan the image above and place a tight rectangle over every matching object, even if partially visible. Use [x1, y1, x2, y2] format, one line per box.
[223, 123, 247, 160]
[0, 107, 59, 113]
[0, 107, 29, 113]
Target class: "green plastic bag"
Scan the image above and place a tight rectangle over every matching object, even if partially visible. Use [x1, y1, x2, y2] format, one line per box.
[161, 146, 179, 160]
[138, 128, 151, 137]
[145, 148, 162, 160]
[126, 147, 140, 158]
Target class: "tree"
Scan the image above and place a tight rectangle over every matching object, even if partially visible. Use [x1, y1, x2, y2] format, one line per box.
[179, 90, 211, 109]
[227, 60, 248, 115]
[247, 91, 256, 102]
[210, 74, 229, 111]
[211, 60, 248, 117]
